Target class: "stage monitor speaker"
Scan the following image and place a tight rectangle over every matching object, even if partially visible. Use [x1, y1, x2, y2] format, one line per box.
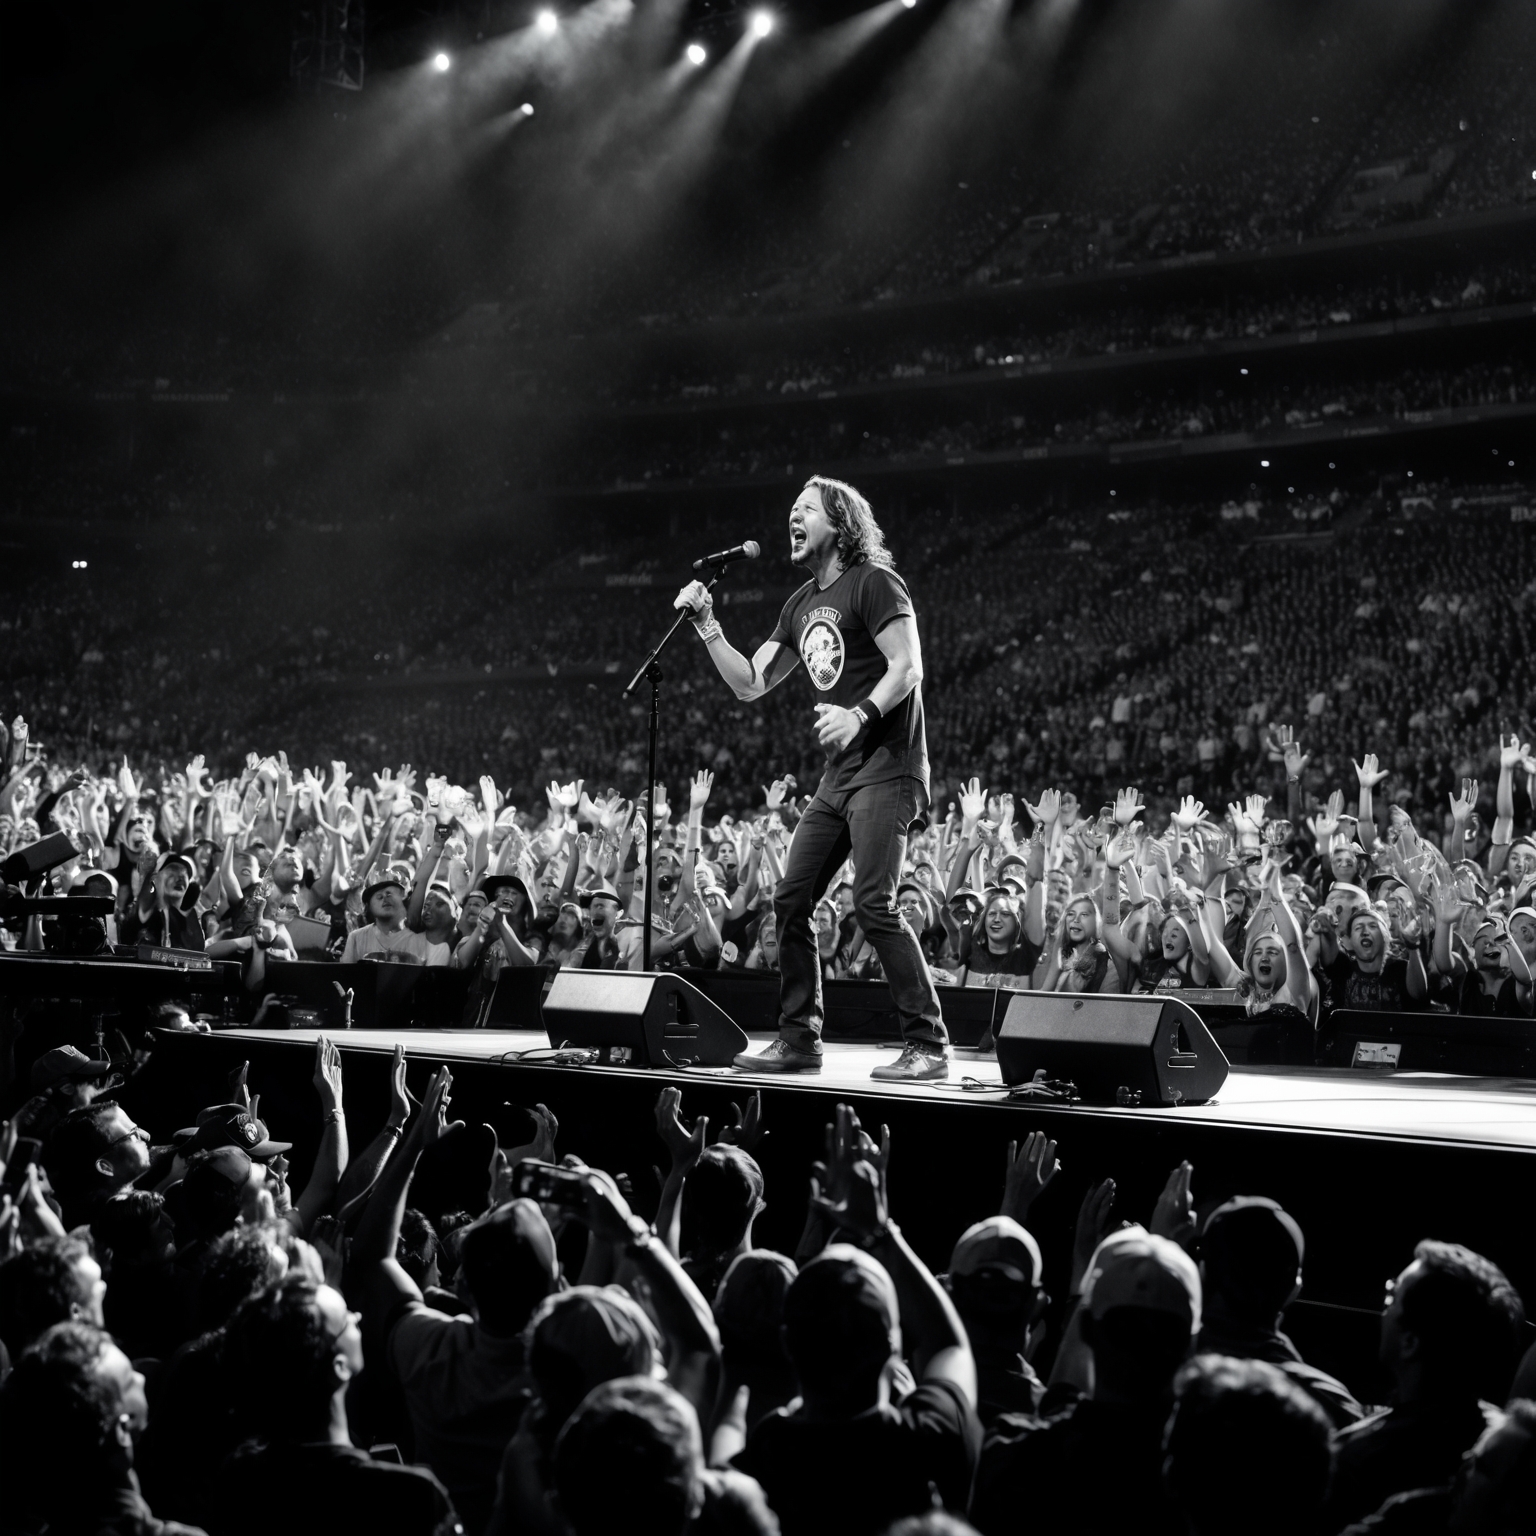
[997, 992, 1229, 1106]
[543, 971, 749, 1068]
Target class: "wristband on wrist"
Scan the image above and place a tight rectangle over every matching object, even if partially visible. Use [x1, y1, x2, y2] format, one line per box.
[323, 1107, 344, 1125]
[852, 697, 882, 727]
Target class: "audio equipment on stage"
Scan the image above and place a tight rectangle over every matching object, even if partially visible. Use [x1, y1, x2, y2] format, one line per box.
[1322, 1009, 1536, 1077]
[542, 971, 749, 1067]
[997, 992, 1229, 1106]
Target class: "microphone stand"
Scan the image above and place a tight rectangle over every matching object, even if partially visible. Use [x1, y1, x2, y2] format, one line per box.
[623, 562, 729, 971]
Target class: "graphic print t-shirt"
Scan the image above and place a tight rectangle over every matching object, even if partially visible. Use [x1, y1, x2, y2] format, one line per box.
[769, 560, 929, 797]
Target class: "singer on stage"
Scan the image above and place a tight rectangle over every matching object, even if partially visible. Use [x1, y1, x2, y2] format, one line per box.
[674, 475, 950, 1081]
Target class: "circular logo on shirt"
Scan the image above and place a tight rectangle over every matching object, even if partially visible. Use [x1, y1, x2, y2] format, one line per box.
[800, 619, 844, 691]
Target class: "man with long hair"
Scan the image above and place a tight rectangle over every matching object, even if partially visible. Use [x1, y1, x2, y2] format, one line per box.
[674, 476, 949, 1080]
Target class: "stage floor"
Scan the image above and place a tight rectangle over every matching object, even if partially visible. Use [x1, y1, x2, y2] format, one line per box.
[232, 1028, 1536, 1152]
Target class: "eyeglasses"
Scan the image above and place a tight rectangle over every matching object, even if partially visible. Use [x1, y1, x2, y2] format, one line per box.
[107, 1124, 150, 1149]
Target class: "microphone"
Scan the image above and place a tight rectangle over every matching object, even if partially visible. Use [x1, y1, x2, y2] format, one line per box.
[692, 540, 760, 572]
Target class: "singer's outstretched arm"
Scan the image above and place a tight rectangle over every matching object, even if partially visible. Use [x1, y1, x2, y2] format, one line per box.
[674, 581, 800, 701]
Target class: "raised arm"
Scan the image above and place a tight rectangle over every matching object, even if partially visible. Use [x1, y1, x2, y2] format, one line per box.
[674, 581, 800, 702]
[350, 1066, 463, 1324]
[407, 819, 451, 930]
[292, 1037, 350, 1235]
[1489, 734, 1527, 877]
[817, 1104, 976, 1407]
[1354, 753, 1388, 854]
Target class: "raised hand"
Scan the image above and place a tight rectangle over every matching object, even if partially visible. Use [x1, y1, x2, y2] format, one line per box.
[1171, 795, 1204, 830]
[1499, 732, 1530, 772]
[1113, 786, 1145, 827]
[488, 1103, 560, 1205]
[689, 770, 714, 811]
[1149, 1160, 1196, 1251]
[1449, 778, 1479, 823]
[654, 1086, 707, 1171]
[1353, 752, 1388, 789]
[958, 776, 985, 826]
[1070, 1179, 1117, 1296]
[1020, 787, 1061, 827]
[1228, 801, 1258, 837]
[407, 1066, 464, 1150]
[1002, 1131, 1060, 1223]
[715, 1091, 767, 1153]
[1430, 876, 1462, 928]
[811, 1103, 890, 1245]
[762, 778, 790, 811]
[386, 1044, 411, 1127]
[1244, 793, 1269, 827]
[1104, 827, 1138, 868]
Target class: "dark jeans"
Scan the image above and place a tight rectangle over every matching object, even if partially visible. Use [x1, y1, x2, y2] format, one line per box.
[774, 776, 947, 1052]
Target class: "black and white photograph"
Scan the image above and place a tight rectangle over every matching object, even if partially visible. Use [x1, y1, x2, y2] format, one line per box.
[1, 0, 1534, 1531]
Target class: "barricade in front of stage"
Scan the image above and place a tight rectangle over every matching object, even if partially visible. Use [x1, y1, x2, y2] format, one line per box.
[7, 952, 1536, 1077]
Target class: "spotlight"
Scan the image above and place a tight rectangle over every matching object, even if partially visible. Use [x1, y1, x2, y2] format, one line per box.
[750, 10, 773, 37]
[521, 102, 535, 116]
[431, 51, 451, 71]
[1260, 459, 1270, 468]
[902, 0, 917, 8]
[536, 8, 558, 32]
[686, 41, 707, 64]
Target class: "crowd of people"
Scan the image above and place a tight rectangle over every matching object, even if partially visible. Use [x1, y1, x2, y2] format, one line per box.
[549, 356, 1536, 491]
[555, 0, 1536, 334]
[1, 1029, 1533, 1534]
[3, 474, 1535, 823]
[6, 576, 1536, 1029]
[574, 256, 1536, 413]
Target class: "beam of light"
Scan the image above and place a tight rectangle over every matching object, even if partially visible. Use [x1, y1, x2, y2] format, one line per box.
[823, 0, 1013, 249]
[431, 51, 452, 71]
[686, 41, 707, 65]
[729, 0, 908, 139]
[536, 9, 559, 35]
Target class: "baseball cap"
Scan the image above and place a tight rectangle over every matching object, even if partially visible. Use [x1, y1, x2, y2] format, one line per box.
[459, 1197, 560, 1327]
[1083, 1226, 1201, 1335]
[1199, 1197, 1304, 1316]
[785, 1245, 900, 1359]
[528, 1285, 662, 1419]
[71, 868, 118, 898]
[361, 877, 406, 913]
[949, 1215, 1042, 1286]
[29, 1045, 112, 1095]
[177, 1102, 292, 1159]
